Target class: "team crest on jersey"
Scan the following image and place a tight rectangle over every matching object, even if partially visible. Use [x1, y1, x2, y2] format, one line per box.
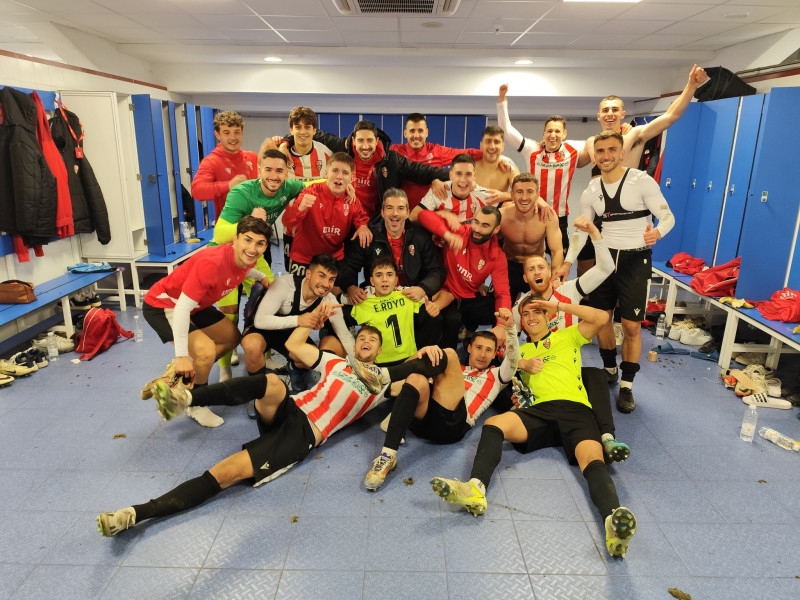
[343, 203, 349, 216]
[555, 151, 565, 162]
[408, 244, 415, 256]
[375, 248, 381, 255]
[246, 161, 253, 170]
[316, 160, 323, 171]
[225, 168, 232, 174]
[543, 339, 551, 349]
[471, 199, 480, 215]
[381, 166, 388, 178]
[477, 259, 485, 271]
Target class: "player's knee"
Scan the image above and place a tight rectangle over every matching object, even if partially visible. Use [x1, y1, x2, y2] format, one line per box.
[192, 344, 217, 366]
[405, 373, 428, 393]
[621, 319, 640, 336]
[265, 373, 285, 394]
[241, 336, 265, 360]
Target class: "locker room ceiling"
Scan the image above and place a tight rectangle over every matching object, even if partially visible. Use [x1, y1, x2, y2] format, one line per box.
[2, 0, 800, 116]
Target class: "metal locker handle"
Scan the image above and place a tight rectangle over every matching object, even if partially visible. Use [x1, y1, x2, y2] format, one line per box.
[147, 175, 156, 183]
[707, 181, 712, 190]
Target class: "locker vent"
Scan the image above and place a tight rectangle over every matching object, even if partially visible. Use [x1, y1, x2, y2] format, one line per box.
[332, 0, 459, 15]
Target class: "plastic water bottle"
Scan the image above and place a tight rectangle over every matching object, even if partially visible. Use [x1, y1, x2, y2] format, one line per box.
[758, 427, 800, 451]
[133, 315, 144, 342]
[740, 404, 757, 442]
[46, 332, 59, 362]
[655, 314, 666, 340]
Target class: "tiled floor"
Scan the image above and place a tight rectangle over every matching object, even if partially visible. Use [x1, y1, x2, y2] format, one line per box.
[2, 261, 800, 598]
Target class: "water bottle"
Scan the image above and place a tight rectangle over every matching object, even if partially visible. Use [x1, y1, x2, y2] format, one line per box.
[133, 315, 144, 342]
[46, 332, 59, 362]
[758, 427, 800, 451]
[740, 404, 757, 442]
[655, 314, 666, 340]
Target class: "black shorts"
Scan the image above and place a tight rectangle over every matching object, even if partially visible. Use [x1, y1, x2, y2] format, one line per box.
[243, 386, 317, 486]
[587, 248, 652, 322]
[408, 389, 471, 444]
[143, 302, 226, 344]
[577, 237, 595, 261]
[506, 259, 528, 304]
[546, 216, 570, 256]
[512, 400, 601, 465]
[287, 259, 309, 278]
[241, 326, 293, 359]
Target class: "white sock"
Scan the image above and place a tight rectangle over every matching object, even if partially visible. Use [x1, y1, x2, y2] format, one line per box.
[186, 406, 224, 428]
[380, 447, 397, 458]
[620, 381, 633, 390]
[470, 478, 486, 494]
[605, 367, 618, 375]
[219, 365, 232, 382]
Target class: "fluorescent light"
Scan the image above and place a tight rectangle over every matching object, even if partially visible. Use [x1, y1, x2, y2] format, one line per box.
[515, 59, 533, 65]
[564, 0, 640, 3]
[264, 56, 282, 62]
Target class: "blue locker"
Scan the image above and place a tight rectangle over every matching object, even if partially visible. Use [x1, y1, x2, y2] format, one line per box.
[183, 104, 206, 230]
[318, 113, 339, 137]
[382, 114, 404, 148]
[679, 97, 738, 263]
[131, 95, 168, 256]
[737, 88, 800, 299]
[444, 115, 466, 148]
[426, 115, 445, 146]
[362, 114, 382, 130]
[166, 101, 187, 242]
[714, 95, 765, 265]
[198, 106, 216, 226]
[465, 115, 487, 150]
[340, 114, 360, 138]
[652, 102, 701, 262]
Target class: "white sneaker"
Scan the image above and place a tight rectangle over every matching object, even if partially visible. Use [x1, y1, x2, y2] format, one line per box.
[186, 406, 224, 427]
[732, 352, 768, 366]
[32, 333, 74, 353]
[667, 318, 700, 341]
[230, 348, 239, 366]
[679, 328, 712, 346]
[264, 355, 286, 371]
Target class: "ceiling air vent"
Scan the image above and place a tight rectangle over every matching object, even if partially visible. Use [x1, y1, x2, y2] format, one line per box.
[332, 0, 460, 15]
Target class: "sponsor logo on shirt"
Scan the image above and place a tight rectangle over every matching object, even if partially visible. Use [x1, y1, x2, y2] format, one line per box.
[457, 263, 473, 282]
[323, 226, 342, 236]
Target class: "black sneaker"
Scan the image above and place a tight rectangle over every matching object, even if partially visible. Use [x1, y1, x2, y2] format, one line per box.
[606, 368, 619, 384]
[25, 347, 48, 368]
[70, 294, 101, 310]
[617, 388, 635, 413]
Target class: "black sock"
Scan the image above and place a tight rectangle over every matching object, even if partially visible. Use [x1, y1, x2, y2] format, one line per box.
[385, 351, 448, 382]
[469, 424, 504, 488]
[620, 361, 640, 383]
[599, 348, 617, 369]
[383, 383, 420, 451]
[190, 375, 268, 407]
[582, 459, 619, 519]
[247, 366, 267, 376]
[132, 470, 222, 522]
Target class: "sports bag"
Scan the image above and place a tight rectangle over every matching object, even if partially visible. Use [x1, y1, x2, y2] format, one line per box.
[0, 280, 36, 304]
[690, 257, 741, 297]
[73, 307, 133, 360]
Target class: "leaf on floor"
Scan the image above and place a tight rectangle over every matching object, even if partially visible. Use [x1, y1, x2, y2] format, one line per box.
[113, 433, 126, 439]
[668, 588, 692, 600]
[403, 477, 414, 486]
[290, 515, 298, 523]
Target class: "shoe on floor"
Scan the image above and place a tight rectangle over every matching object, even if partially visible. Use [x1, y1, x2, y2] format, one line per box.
[617, 388, 636, 413]
[0, 373, 13, 387]
[70, 293, 102, 310]
[667, 319, 699, 341]
[264, 355, 287, 373]
[185, 405, 224, 428]
[679, 328, 713, 346]
[732, 351, 767, 366]
[741, 392, 792, 410]
[364, 452, 398, 491]
[605, 506, 637, 558]
[96, 507, 136, 537]
[10, 351, 38, 373]
[24, 347, 48, 368]
[606, 367, 619, 385]
[430, 477, 487, 516]
[0, 356, 37, 377]
[32, 333, 74, 353]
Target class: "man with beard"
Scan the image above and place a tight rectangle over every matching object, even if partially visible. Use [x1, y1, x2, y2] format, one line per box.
[418, 205, 511, 349]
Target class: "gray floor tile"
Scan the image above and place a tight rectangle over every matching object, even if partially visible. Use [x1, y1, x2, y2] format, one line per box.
[276, 570, 364, 600]
[189, 568, 281, 600]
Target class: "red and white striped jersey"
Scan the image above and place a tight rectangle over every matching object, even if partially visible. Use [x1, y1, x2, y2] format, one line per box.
[461, 325, 519, 426]
[513, 281, 580, 333]
[293, 352, 387, 440]
[420, 187, 492, 224]
[289, 141, 332, 181]
[526, 142, 583, 218]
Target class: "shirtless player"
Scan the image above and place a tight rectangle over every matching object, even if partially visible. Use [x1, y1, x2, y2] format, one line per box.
[475, 126, 519, 204]
[500, 173, 563, 302]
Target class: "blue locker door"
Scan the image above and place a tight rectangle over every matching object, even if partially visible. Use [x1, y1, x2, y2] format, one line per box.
[445, 115, 466, 148]
[167, 101, 188, 242]
[651, 102, 701, 262]
[340, 114, 360, 138]
[426, 115, 445, 146]
[318, 113, 339, 137]
[131, 94, 166, 256]
[184, 104, 206, 228]
[198, 106, 216, 226]
[680, 97, 738, 263]
[465, 115, 487, 150]
[715, 95, 765, 265]
[737, 88, 800, 299]
[382, 114, 404, 148]
[149, 98, 175, 250]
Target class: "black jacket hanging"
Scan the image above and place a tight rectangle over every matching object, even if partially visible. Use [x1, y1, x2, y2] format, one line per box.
[50, 105, 111, 244]
[0, 86, 58, 246]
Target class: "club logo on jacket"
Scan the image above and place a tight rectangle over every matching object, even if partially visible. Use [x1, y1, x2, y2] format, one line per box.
[408, 244, 415, 256]
[225, 168, 232, 174]
[316, 160, 323, 171]
[543, 339, 551, 349]
[477, 259, 485, 271]
[426, 153, 434, 163]
[343, 203, 349, 216]
[246, 161, 253, 170]
[381, 166, 388, 177]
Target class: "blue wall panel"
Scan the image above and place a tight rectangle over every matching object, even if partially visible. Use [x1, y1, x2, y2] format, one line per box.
[445, 115, 466, 148]
[652, 102, 701, 262]
[715, 95, 764, 265]
[382, 114, 404, 148]
[466, 115, 487, 150]
[737, 88, 800, 299]
[318, 113, 339, 137]
[340, 114, 360, 138]
[362, 114, 382, 130]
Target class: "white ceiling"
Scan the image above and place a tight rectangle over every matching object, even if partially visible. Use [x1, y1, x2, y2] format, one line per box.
[2, 0, 799, 67]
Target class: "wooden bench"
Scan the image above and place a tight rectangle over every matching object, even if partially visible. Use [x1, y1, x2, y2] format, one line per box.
[0, 269, 126, 350]
[84, 229, 213, 308]
[651, 261, 800, 369]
